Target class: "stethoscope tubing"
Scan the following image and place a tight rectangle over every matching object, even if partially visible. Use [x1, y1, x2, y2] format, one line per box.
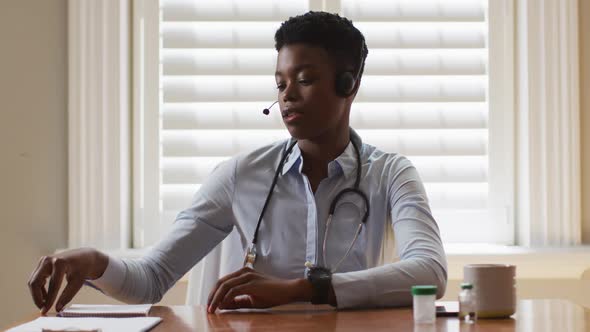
[248, 137, 369, 272]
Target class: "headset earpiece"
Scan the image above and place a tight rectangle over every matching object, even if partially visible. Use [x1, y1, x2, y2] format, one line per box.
[335, 41, 366, 97]
[335, 71, 356, 97]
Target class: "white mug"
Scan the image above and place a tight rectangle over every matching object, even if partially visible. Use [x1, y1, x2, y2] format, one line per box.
[463, 264, 516, 318]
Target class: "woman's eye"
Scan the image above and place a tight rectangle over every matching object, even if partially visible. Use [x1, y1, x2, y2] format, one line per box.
[276, 78, 312, 91]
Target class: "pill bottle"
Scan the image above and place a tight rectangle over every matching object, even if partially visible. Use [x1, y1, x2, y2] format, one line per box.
[411, 285, 437, 324]
[459, 282, 477, 324]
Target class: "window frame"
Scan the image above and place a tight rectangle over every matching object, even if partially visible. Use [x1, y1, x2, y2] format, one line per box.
[132, 0, 516, 247]
[132, 0, 162, 247]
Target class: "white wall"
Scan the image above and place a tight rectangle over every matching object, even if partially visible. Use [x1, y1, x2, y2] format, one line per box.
[0, 0, 68, 327]
[580, 0, 590, 242]
[0, 1, 186, 328]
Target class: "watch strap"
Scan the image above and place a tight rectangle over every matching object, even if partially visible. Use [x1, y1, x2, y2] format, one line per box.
[307, 266, 332, 304]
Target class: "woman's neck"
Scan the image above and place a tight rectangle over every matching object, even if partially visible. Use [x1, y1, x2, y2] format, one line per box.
[297, 127, 350, 178]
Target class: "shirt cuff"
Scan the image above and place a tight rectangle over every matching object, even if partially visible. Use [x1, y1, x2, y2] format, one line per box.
[86, 255, 127, 296]
[331, 270, 375, 309]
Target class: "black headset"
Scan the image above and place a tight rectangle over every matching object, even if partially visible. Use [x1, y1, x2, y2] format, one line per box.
[334, 41, 367, 97]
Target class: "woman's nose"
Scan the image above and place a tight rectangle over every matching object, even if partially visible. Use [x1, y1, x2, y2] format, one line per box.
[281, 82, 299, 102]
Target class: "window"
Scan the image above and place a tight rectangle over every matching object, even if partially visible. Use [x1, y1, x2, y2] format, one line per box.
[132, 0, 515, 247]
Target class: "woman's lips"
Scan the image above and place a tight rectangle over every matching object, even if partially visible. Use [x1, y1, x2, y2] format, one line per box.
[282, 110, 303, 123]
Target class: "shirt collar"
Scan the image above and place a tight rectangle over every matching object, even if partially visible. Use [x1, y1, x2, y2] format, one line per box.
[281, 141, 302, 176]
[280, 128, 364, 178]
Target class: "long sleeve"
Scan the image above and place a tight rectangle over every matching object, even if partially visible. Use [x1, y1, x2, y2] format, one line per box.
[90, 158, 238, 304]
[331, 159, 447, 309]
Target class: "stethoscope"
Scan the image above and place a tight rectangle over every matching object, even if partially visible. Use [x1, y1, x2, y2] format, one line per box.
[243, 138, 370, 273]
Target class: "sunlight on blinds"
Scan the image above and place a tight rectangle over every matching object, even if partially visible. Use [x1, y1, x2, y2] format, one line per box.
[160, 0, 490, 243]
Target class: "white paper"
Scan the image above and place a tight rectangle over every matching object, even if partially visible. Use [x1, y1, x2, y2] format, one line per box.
[6, 316, 162, 332]
[58, 304, 152, 317]
[435, 300, 459, 313]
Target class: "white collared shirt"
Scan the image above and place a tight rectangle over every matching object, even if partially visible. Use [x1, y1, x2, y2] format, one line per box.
[92, 129, 447, 308]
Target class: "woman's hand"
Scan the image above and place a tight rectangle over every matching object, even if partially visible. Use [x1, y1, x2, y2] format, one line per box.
[207, 267, 313, 313]
[27, 248, 109, 314]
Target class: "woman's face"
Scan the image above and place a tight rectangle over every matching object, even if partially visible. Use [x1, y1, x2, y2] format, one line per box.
[275, 44, 350, 141]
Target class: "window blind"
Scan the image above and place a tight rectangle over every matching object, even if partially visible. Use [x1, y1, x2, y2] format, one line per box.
[159, 0, 490, 243]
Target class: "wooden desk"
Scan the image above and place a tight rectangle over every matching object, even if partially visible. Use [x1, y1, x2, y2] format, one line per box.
[148, 299, 588, 332]
[6, 300, 588, 331]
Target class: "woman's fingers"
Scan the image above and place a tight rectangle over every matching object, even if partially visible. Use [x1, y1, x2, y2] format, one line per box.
[220, 291, 254, 310]
[219, 285, 255, 309]
[41, 286, 48, 303]
[208, 272, 257, 313]
[27, 256, 53, 310]
[28, 249, 107, 314]
[42, 258, 67, 314]
[207, 267, 254, 305]
[55, 277, 85, 312]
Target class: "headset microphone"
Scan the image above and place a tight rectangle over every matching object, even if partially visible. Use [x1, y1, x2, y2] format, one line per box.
[262, 101, 278, 115]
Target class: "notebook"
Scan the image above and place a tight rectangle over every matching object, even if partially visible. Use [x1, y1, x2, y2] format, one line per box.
[435, 300, 459, 317]
[6, 316, 162, 332]
[57, 304, 152, 317]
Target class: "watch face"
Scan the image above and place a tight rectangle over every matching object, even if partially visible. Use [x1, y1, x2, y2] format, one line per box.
[309, 266, 332, 279]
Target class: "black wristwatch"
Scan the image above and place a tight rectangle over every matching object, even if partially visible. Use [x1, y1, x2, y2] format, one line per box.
[307, 266, 332, 304]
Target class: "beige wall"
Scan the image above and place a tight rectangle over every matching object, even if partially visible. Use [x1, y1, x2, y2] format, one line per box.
[0, 0, 68, 326]
[0, 1, 187, 327]
[581, 0, 590, 242]
[0, 0, 589, 328]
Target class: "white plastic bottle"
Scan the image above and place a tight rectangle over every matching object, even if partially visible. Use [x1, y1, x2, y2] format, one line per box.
[459, 282, 477, 324]
[411, 285, 437, 324]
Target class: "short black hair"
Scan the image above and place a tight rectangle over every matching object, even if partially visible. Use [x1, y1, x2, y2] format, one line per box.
[274, 11, 368, 80]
